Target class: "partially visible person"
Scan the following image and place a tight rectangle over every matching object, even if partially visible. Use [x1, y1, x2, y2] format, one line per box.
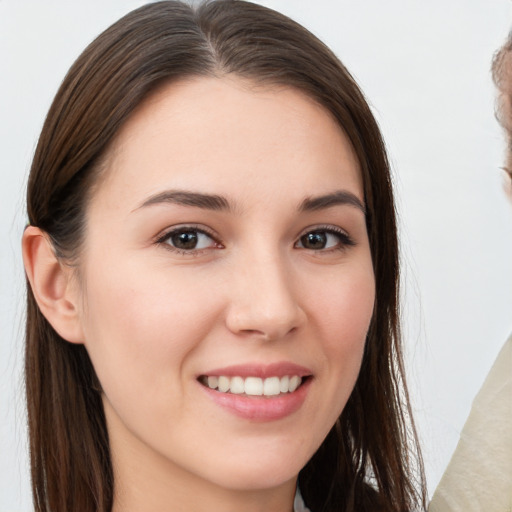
[428, 33, 512, 512]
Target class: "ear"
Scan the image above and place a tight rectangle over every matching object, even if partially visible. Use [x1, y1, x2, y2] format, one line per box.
[22, 226, 84, 344]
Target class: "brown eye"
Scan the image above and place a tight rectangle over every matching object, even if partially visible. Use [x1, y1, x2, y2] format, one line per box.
[300, 231, 328, 250]
[296, 229, 354, 251]
[161, 228, 218, 252]
[171, 231, 199, 250]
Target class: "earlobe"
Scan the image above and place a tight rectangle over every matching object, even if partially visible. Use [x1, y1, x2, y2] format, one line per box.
[22, 226, 84, 344]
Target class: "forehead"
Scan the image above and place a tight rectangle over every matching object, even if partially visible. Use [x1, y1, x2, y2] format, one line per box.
[96, 76, 363, 210]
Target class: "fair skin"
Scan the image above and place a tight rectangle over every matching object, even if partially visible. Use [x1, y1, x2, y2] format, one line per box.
[23, 77, 375, 512]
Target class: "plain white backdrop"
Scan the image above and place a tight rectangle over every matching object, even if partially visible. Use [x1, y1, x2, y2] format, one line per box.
[1, 1, 511, 509]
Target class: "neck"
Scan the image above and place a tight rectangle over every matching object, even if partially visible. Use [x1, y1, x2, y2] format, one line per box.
[111, 453, 297, 512]
[106, 401, 297, 512]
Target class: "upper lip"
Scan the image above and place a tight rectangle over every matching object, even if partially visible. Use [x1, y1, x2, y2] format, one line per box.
[198, 361, 312, 379]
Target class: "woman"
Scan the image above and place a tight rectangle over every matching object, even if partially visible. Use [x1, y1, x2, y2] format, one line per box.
[21, 1, 426, 511]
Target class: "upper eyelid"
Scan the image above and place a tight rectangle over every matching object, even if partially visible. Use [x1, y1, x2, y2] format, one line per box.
[295, 225, 355, 248]
[296, 224, 350, 237]
[155, 224, 219, 243]
[154, 223, 352, 247]
[155, 226, 222, 256]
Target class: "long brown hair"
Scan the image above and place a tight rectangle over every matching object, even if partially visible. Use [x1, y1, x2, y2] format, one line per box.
[25, 1, 426, 510]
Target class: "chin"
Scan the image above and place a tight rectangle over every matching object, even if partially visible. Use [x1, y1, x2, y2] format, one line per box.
[207, 463, 301, 492]
[182, 440, 308, 492]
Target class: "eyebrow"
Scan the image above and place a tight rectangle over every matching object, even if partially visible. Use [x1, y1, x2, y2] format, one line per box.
[299, 191, 366, 214]
[135, 189, 365, 214]
[136, 190, 231, 212]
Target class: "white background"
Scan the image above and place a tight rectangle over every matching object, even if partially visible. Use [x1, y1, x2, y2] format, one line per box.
[1, 1, 511, 509]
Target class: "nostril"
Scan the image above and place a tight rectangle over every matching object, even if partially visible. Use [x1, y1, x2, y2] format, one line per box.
[238, 328, 271, 341]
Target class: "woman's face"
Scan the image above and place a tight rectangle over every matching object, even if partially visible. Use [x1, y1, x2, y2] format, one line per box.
[77, 77, 375, 496]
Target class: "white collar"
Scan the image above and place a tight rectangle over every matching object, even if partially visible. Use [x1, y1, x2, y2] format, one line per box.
[294, 487, 311, 512]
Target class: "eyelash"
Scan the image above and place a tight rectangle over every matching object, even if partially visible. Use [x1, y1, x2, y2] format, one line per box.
[295, 225, 355, 253]
[155, 224, 355, 255]
[155, 225, 222, 256]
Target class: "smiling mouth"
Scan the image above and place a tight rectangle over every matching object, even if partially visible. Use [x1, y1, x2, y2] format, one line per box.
[198, 375, 309, 397]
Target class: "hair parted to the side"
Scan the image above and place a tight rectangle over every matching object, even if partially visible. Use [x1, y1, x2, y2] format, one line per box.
[25, 1, 426, 511]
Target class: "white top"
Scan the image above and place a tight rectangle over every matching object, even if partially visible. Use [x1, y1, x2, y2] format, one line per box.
[294, 487, 311, 512]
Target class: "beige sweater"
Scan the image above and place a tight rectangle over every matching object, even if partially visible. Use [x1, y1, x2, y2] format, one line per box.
[429, 336, 512, 512]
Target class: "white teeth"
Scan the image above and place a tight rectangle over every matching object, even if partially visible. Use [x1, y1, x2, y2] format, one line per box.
[279, 375, 289, 393]
[203, 375, 304, 396]
[289, 375, 301, 392]
[244, 377, 263, 396]
[263, 376, 280, 396]
[207, 376, 218, 389]
[230, 376, 245, 394]
[218, 376, 230, 393]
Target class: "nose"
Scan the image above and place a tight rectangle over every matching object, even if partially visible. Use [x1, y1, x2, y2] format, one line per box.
[225, 253, 306, 341]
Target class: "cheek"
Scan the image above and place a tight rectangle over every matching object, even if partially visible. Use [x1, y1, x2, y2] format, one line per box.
[312, 262, 375, 351]
[307, 259, 375, 403]
[78, 258, 223, 400]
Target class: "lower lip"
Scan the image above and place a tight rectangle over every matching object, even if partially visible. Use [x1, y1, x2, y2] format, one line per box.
[199, 378, 311, 421]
